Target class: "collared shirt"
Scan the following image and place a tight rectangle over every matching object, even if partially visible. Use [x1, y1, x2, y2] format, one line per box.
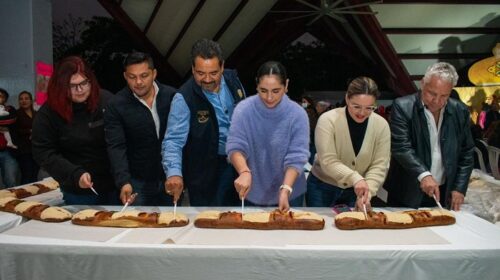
[162, 77, 234, 178]
[202, 77, 235, 155]
[417, 104, 446, 185]
[133, 82, 160, 138]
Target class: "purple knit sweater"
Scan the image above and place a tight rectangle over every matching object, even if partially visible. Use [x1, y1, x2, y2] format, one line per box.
[226, 95, 310, 205]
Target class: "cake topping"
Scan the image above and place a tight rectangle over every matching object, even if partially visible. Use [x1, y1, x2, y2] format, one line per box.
[385, 212, 413, 224]
[159, 212, 188, 224]
[196, 210, 221, 220]
[41, 207, 72, 220]
[14, 201, 43, 213]
[72, 209, 100, 220]
[0, 196, 17, 207]
[335, 212, 366, 220]
[243, 212, 270, 223]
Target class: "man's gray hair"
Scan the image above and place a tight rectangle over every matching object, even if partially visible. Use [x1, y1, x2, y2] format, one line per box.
[422, 62, 459, 86]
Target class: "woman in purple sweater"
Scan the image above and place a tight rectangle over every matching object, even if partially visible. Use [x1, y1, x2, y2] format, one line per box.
[226, 61, 309, 211]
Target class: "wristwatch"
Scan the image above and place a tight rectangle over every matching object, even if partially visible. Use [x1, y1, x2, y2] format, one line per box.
[279, 184, 293, 194]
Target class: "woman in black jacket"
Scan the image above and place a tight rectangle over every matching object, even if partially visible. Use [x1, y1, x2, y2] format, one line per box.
[32, 56, 117, 205]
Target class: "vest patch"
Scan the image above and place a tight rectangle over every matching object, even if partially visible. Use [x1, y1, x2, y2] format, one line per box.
[197, 110, 209, 123]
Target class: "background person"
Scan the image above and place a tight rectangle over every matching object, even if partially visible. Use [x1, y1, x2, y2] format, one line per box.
[14, 91, 39, 184]
[0, 88, 19, 188]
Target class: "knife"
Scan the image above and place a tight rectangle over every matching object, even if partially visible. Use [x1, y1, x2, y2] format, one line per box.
[241, 198, 244, 214]
[432, 194, 444, 210]
[362, 204, 368, 219]
[120, 193, 137, 213]
[173, 202, 177, 221]
[89, 186, 99, 196]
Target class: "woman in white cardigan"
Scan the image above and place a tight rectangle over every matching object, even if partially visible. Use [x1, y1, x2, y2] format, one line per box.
[306, 77, 390, 210]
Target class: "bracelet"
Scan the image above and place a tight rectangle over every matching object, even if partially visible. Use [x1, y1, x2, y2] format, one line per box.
[279, 184, 293, 195]
[240, 170, 251, 175]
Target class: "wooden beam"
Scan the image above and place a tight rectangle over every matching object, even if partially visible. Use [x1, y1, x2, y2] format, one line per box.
[399, 53, 491, 59]
[97, 0, 181, 86]
[165, 0, 206, 59]
[226, 1, 308, 75]
[383, 27, 500, 34]
[347, 1, 416, 95]
[143, 0, 163, 34]
[213, 0, 249, 41]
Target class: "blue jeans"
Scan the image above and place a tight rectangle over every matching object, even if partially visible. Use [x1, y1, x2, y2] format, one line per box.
[0, 150, 19, 188]
[245, 194, 305, 208]
[63, 190, 120, 205]
[130, 178, 175, 206]
[306, 173, 356, 207]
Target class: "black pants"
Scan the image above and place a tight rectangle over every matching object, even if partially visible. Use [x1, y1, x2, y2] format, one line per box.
[188, 156, 239, 207]
[17, 153, 39, 185]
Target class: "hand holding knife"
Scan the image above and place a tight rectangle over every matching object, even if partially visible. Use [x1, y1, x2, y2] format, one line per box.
[120, 193, 138, 213]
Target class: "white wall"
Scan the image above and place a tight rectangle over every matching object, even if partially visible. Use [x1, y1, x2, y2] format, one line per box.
[0, 0, 52, 107]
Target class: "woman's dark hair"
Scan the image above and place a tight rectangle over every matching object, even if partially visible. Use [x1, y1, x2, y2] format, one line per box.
[255, 61, 287, 85]
[18, 91, 34, 111]
[346, 76, 380, 99]
[47, 56, 100, 123]
[0, 88, 9, 101]
[302, 95, 315, 106]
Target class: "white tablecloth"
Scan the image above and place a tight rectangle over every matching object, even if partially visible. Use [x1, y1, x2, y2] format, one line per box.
[0, 207, 499, 280]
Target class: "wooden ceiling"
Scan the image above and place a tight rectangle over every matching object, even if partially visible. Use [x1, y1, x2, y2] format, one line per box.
[98, 0, 500, 95]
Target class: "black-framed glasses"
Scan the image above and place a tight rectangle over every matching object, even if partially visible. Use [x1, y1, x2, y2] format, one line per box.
[70, 79, 90, 92]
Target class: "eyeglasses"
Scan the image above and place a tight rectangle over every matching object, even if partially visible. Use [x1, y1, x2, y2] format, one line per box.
[70, 79, 90, 92]
[348, 103, 377, 113]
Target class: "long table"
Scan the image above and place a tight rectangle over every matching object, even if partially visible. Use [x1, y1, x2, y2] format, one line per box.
[0, 207, 499, 280]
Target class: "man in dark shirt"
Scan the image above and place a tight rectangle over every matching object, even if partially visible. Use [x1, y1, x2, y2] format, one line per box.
[105, 52, 177, 206]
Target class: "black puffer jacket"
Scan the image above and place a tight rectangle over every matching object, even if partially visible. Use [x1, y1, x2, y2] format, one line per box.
[385, 93, 474, 208]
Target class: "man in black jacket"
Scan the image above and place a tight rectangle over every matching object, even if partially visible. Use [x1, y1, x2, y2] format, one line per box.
[161, 39, 245, 206]
[104, 52, 177, 206]
[385, 62, 474, 211]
